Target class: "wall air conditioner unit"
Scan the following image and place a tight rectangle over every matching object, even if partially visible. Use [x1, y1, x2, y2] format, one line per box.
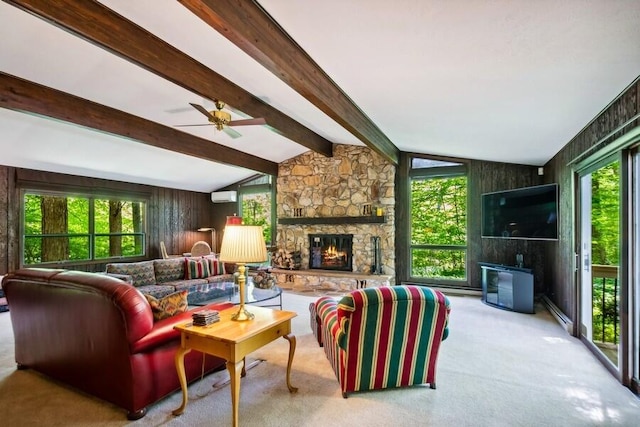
[210, 190, 237, 203]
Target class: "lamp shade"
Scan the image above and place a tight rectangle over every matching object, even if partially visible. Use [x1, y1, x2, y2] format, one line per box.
[219, 225, 267, 263]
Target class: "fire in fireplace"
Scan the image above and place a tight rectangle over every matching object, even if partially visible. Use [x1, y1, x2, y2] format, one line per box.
[309, 234, 353, 271]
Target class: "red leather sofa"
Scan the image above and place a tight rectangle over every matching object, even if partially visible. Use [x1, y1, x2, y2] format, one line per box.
[2, 268, 233, 419]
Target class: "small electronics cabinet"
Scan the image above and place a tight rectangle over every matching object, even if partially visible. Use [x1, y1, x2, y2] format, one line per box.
[479, 262, 534, 314]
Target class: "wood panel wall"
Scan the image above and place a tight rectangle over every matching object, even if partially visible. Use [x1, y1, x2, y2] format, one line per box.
[467, 159, 545, 291]
[544, 78, 640, 321]
[0, 166, 214, 274]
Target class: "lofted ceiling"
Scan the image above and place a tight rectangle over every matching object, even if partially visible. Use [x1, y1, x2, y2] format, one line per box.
[1, 0, 639, 193]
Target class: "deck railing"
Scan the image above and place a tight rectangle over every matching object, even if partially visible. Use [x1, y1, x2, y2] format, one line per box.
[591, 264, 619, 344]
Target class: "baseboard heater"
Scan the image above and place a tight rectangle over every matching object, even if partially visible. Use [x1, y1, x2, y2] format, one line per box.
[541, 295, 574, 335]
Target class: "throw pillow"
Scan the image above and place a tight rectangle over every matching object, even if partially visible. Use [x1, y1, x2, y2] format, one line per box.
[184, 257, 211, 279]
[209, 257, 226, 275]
[145, 290, 188, 321]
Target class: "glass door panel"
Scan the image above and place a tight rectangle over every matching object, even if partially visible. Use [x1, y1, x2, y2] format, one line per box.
[580, 160, 620, 368]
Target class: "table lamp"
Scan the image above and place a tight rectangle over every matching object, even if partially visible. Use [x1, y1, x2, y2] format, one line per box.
[218, 225, 267, 321]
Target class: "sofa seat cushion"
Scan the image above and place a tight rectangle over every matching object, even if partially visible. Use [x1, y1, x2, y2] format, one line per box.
[145, 290, 189, 321]
[153, 258, 185, 283]
[106, 261, 156, 287]
[135, 284, 176, 299]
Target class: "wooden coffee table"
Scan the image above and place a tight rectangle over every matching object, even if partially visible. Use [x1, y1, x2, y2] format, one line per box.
[172, 305, 298, 427]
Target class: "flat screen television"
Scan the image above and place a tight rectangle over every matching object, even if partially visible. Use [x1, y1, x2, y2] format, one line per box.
[481, 183, 558, 240]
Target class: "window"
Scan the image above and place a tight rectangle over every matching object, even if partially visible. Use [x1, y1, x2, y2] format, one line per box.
[23, 191, 146, 265]
[410, 158, 467, 281]
[237, 175, 274, 246]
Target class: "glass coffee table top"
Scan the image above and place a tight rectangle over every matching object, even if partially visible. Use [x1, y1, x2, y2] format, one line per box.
[191, 281, 282, 309]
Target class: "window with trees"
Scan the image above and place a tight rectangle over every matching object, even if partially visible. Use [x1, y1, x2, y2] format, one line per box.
[410, 158, 467, 281]
[23, 191, 146, 265]
[238, 175, 274, 246]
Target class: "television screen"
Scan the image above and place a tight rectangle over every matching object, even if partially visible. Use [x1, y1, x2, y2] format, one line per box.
[481, 183, 558, 240]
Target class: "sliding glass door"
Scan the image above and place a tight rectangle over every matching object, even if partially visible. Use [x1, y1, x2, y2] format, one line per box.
[578, 157, 621, 370]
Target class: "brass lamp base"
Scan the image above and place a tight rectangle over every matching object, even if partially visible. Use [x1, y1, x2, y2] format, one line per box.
[231, 306, 255, 321]
[231, 263, 254, 321]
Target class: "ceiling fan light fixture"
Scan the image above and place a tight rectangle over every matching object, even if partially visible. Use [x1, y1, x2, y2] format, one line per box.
[210, 110, 231, 130]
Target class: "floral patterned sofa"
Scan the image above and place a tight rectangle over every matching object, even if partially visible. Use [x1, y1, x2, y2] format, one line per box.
[106, 256, 235, 304]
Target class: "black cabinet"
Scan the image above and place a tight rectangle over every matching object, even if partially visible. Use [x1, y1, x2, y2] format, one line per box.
[480, 263, 534, 314]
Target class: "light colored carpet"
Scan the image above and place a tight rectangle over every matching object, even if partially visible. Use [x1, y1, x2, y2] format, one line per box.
[0, 291, 639, 426]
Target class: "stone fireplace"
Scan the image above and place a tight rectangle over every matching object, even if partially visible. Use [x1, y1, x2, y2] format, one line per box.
[275, 145, 396, 285]
[309, 233, 353, 271]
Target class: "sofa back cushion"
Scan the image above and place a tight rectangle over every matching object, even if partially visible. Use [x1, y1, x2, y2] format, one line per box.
[153, 258, 185, 283]
[106, 261, 156, 287]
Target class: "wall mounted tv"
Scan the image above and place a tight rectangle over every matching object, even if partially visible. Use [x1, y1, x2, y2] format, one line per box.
[481, 183, 559, 240]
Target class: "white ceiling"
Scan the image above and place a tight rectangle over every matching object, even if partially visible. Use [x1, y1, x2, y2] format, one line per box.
[1, 0, 639, 193]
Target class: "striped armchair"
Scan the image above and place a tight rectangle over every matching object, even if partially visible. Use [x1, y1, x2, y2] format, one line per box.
[314, 285, 450, 397]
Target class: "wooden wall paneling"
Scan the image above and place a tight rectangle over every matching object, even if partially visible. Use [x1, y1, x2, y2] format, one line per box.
[181, 190, 194, 252]
[544, 78, 640, 323]
[394, 153, 410, 284]
[467, 159, 541, 290]
[0, 166, 8, 274]
[148, 188, 159, 260]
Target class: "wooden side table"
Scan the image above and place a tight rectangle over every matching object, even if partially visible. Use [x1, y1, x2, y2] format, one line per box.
[172, 306, 298, 427]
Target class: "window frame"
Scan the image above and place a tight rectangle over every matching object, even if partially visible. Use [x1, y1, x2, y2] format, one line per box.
[237, 175, 276, 247]
[21, 189, 148, 267]
[408, 159, 468, 285]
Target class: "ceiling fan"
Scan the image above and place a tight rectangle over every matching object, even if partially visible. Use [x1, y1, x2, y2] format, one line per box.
[175, 100, 266, 139]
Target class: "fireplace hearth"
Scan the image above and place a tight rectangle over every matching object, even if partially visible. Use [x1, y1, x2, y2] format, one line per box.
[309, 234, 353, 271]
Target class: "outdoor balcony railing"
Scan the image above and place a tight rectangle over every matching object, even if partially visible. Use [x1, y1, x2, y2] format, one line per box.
[591, 264, 619, 345]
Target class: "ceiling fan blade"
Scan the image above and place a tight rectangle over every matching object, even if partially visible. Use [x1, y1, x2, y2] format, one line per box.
[228, 117, 267, 127]
[189, 103, 214, 120]
[165, 106, 193, 114]
[223, 127, 242, 139]
[174, 123, 214, 127]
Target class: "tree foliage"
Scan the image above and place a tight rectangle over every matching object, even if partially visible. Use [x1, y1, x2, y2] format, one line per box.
[410, 175, 467, 279]
[241, 193, 272, 244]
[589, 161, 620, 345]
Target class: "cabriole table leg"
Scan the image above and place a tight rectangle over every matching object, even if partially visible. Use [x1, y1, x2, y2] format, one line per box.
[172, 347, 192, 416]
[283, 334, 298, 393]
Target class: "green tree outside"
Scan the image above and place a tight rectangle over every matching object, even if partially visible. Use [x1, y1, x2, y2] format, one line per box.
[411, 175, 467, 279]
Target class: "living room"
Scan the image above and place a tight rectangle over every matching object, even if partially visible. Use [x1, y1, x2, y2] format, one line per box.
[1, 1, 640, 424]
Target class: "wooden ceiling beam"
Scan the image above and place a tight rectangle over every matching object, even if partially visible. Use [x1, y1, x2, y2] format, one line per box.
[4, 0, 334, 158]
[0, 72, 279, 176]
[179, 0, 400, 165]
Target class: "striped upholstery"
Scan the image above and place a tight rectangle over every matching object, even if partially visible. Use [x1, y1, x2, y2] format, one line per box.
[309, 302, 323, 346]
[314, 286, 450, 397]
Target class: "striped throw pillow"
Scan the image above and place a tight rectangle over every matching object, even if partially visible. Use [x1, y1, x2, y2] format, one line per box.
[184, 258, 210, 279]
[209, 258, 226, 275]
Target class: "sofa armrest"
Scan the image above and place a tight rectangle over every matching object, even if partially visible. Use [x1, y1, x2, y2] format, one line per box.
[315, 297, 350, 348]
[131, 302, 233, 353]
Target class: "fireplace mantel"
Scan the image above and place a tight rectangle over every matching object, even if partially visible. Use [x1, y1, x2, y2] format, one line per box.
[278, 215, 385, 225]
